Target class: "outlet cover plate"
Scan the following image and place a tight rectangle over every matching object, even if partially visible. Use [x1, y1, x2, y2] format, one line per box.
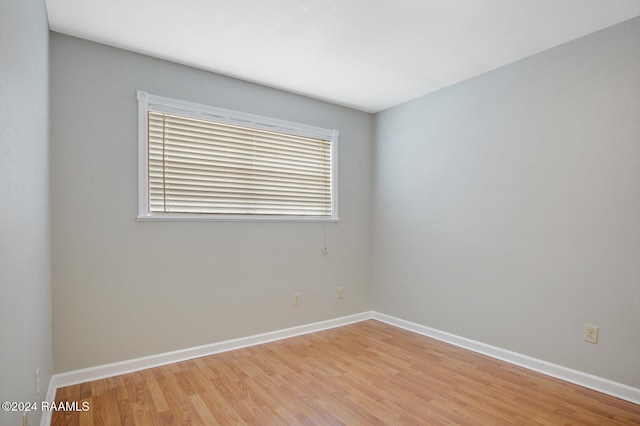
[584, 324, 599, 344]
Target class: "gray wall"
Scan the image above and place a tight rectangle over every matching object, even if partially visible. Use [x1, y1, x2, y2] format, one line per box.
[373, 17, 640, 387]
[50, 34, 373, 372]
[0, 0, 53, 424]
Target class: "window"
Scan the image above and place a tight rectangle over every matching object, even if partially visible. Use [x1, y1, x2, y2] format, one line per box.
[137, 92, 339, 221]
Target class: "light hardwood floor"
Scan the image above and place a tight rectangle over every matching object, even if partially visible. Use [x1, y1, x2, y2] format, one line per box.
[52, 320, 640, 425]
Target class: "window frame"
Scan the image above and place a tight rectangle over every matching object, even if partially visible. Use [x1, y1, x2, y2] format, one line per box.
[136, 91, 339, 222]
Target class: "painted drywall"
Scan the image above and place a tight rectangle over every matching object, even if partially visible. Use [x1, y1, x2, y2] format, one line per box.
[0, 0, 53, 424]
[372, 17, 640, 388]
[50, 33, 373, 373]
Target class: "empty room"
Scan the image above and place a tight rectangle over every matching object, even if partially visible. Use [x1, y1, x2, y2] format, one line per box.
[2, 0, 640, 425]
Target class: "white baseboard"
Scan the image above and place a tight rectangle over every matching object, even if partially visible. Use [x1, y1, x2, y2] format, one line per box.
[41, 374, 58, 426]
[41, 311, 373, 426]
[42, 310, 639, 425]
[372, 312, 640, 405]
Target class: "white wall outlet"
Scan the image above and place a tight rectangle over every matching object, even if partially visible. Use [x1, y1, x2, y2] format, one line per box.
[584, 324, 599, 344]
[337, 287, 344, 299]
[293, 293, 300, 306]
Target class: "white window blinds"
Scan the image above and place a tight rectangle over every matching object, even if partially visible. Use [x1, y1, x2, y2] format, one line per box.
[138, 92, 338, 221]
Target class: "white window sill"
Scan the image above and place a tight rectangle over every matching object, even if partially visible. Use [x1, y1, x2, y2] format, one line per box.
[136, 214, 340, 223]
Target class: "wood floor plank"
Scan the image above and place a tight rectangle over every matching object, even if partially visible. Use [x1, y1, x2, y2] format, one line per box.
[250, 373, 324, 423]
[52, 320, 640, 425]
[116, 399, 135, 426]
[188, 394, 220, 426]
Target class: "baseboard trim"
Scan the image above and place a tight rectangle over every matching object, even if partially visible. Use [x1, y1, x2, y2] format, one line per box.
[41, 373, 58, 426]
[42, 309, 638, 425]
[372, 312, 640, 405]
[41, 311, 373, 426]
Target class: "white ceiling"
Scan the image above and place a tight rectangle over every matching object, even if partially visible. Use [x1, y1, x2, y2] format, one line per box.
[45, 0, 640, 113]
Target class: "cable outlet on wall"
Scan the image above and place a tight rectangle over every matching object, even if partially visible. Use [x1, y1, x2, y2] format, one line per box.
[337, 287, 344, 299]
[584, 324, 599, 344]
[293, 293, 300, 306]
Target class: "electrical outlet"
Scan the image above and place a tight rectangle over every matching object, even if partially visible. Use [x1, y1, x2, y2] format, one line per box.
[337, 287, 344, 299]
[293, 293, 300, 306]
[584, 324, 599, 344]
